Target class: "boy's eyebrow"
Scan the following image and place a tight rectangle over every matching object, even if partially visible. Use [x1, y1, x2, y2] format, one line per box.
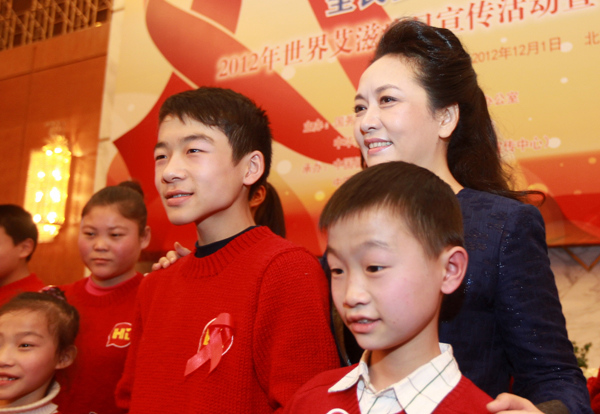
[363, 239, 392, 249]
[154, 134, 215, 152]
[16, 331, 44, 338]
[325, 239, 392, 257]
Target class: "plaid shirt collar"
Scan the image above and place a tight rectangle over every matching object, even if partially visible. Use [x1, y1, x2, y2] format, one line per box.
[329, 343, 461, 414]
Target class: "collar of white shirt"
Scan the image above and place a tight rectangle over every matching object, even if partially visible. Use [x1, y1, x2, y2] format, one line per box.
[328, 343, 461, 414]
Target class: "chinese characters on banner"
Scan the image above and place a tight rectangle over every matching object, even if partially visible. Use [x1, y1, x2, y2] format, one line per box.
[107, 0, 600, 254]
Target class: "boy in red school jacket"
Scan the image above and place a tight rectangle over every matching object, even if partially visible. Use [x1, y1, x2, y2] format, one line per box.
[115, 87, 339, 413]
[284, 161, 493, 414]
[0, 205, 44, 305]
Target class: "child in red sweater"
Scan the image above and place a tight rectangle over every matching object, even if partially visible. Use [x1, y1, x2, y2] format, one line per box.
[55, 182, 150, 414]
[0, 288, 78, 413]
[116, 87, 339, 413]
[0, 205, 45, 305]
[285, 161, 494, 414]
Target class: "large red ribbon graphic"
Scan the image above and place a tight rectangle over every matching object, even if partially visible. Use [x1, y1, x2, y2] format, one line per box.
[184, 313, 234, 376]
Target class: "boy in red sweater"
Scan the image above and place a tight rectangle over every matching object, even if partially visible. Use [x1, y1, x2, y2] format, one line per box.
[0, 205, 44, 305]
[116, 87, 339, 412]
[284, 161, 493, 414]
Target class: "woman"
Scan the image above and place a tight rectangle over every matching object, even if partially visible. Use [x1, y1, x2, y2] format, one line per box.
[351, 18, 589, 414]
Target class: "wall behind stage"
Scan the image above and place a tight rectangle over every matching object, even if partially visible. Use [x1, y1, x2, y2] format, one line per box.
[0, 25, 110, 285]
[101, 0, 600, 257]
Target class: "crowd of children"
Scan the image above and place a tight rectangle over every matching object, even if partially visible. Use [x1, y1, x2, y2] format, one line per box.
[0, 17, 596, 414]
[0, 180, 150, 414]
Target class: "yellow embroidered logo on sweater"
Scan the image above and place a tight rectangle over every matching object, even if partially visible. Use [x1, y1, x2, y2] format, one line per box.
[106, 322, 132, 348]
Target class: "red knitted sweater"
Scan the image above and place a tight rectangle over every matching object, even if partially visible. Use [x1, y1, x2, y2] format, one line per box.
[116, 227, 340, 413]
[0, 274, 44, 305]
[284, 365, 493, 414]
[55, 273, 143, 414]
[588, 374, 600, 414]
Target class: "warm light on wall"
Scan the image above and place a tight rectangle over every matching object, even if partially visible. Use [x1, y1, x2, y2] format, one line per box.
[24, 135, 72, 243]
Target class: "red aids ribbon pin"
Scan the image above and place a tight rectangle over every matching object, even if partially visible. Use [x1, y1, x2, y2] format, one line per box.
[184, 313, 234, 376]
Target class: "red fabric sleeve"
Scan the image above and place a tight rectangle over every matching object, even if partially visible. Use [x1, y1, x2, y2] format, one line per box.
[589, 375, 600, 414]
[253, 249, 340, 411]
[114, 280, 146, 409]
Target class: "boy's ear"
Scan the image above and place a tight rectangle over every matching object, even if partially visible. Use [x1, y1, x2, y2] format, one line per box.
[56, 345, 77, 370]
[437, 103, 459, 139]
[140, 226, 151, 250]
[243, 151, 265, 187]
[440, 246, 468, 295]
[17, 238, 35, 260]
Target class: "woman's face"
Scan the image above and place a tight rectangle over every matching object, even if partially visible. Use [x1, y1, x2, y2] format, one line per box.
[354, 55, 453, 170]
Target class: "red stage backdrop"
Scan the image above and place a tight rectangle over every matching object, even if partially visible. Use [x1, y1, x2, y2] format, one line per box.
[102, 0, 600, 256]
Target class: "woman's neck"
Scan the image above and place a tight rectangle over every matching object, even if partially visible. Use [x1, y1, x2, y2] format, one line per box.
[429, 163, 463, 194]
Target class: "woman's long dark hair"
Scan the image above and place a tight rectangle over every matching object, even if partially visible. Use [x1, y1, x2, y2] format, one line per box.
[374, 18, 535, 202]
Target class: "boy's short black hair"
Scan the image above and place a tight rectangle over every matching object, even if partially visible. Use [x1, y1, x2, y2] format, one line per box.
[319, 161, 463, 258]
[0, 204, 38, 262]
[159, 87, 272, 195]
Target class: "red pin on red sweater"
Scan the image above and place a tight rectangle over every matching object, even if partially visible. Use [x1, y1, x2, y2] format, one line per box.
[184, 313, 234, 376]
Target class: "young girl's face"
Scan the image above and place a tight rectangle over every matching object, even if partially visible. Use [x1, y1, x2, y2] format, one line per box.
[78, 205, 150, 287]
[0, 310, 61, 407]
